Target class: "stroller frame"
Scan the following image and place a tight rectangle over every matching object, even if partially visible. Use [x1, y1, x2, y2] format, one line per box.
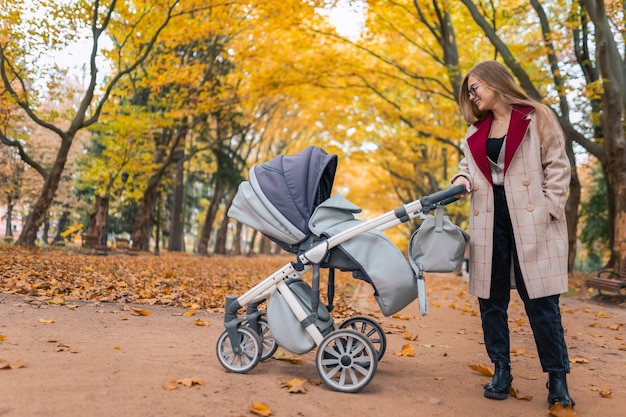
[216, 185, 465, 393]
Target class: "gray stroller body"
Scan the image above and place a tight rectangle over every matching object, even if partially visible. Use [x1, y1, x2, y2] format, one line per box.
[216, 146, 466, 393]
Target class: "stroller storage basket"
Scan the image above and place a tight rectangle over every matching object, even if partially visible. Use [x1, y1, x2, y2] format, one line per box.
[267, 278, 334, 355]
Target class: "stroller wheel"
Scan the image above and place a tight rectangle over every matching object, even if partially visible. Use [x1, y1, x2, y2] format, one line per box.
[243, 318, 277, 361]
[216, 326, 262, 373]
[339, 316, 387, 361]
[315, 329, 378, 393]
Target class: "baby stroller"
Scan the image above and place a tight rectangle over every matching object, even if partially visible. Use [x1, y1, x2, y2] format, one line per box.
[216, 146, 466, 392]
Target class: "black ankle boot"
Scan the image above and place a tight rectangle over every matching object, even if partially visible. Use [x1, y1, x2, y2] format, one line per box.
[547, 371, 575, 408]
[484, 361, 512, 400]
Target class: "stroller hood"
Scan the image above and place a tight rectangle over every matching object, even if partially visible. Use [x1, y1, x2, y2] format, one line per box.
[228, 146, 338, 252]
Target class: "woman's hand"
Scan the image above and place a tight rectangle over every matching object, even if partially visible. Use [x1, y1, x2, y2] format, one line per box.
[452, 177, 471, 197]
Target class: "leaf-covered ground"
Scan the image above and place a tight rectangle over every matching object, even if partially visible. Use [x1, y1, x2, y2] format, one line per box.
[0, 246, 361, 315]
[1, 245, 626, 417]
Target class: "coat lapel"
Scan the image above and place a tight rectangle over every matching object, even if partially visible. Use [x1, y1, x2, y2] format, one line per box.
[504, 105, 533, 173]
[465, 105, 534, 183]
[466, 115, 493, 183]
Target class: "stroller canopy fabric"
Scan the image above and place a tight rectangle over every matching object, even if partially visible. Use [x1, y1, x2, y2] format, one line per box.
[228, 146, 338, 251]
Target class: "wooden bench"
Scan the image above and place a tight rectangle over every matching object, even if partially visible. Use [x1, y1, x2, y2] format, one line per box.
[115, 238, 131, 253]
[585, 257, 626, 296]
[81, 234, 109, 255]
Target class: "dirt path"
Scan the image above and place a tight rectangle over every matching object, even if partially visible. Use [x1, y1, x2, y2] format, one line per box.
[1, 275, 625, 417]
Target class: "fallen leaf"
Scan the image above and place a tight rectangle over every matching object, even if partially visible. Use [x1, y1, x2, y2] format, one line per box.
[183, 308, 196, 316]
[130, 307, 152, 316]
[0, 359, 25, 369]
[569, 357, 588, 364]
[162, 377, 205, 390]
[162, 380, 178, 390]
[393, 344, 415, 357]
[508, 386, 533, 401]
[48, 297, 67, 305]
[402, 331, 417, 341]
[38, 318, 56, 324]
[272, 349, 304, 364]
[193, 319, 210, 326]
[249, 402, 273, 417]
[548, 402, 578, 416]
[590, 385, 612, 398]
[55, 343, 71, 352]
[468, 363, 494, 377]
[178, 377, 205, 387]
[0, 334, 6, 341]
[280, 378, 307, 393]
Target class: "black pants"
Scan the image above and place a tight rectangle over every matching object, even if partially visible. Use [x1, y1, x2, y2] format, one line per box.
[478, 186, 570, 373]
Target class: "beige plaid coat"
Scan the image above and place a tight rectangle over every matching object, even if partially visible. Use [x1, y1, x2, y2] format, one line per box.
[451, 105, 570, 299]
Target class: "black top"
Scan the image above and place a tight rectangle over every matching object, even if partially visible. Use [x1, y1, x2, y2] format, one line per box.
[487, 135, 506, 162]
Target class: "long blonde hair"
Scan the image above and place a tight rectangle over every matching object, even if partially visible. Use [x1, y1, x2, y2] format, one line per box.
[458, 61, 552, 125]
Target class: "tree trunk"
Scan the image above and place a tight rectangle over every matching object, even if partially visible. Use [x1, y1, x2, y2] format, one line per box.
[16, 138, 72, 246]
[86, 195, 109, 244]
[231, 222, 243, 255]
[131, 176, 160, 251]
[247, 229, 258, 255]
[583, 0, 626, 264]
[213, 209, 229, 255]
[52, 208, 71, 244]
[196, 186, 225, 256]
[4, 195, 13, 237]
[213, 192, 235, 254]
[259, 235, 272, 254]
[168, 156, 185, 251]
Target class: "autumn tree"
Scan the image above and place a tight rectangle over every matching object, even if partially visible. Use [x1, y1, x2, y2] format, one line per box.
[457, 0, 625, 266]
[0, 0, 180, 247]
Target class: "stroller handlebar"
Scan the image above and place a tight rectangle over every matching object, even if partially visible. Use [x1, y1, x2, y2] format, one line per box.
[419, 185, 467, 212]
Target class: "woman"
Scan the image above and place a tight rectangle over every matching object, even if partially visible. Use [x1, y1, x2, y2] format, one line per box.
[450, 61, 575, 409]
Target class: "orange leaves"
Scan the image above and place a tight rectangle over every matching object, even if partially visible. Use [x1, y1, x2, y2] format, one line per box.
[0, 334, 6, 341]
[0, 358, 25, 369]
[401, 331, 418, 341]
[249, 402, 273, 416]
[393, 343, 416, 357]
[548, 402, 578, 417]
[272, 349, 304, 365]
[54, 342, 79, 353]
[38, 318, 56, 324]
[590, 385, 612, 398]
[280, 378, 307, 393]
[468, 363, 493, 377]
[129, 307, 152, 316]
[0, 248, 304, 311]
[162, 377, 205, 390]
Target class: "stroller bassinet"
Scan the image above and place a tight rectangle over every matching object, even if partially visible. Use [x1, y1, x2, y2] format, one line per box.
[218, 146, 466, 393]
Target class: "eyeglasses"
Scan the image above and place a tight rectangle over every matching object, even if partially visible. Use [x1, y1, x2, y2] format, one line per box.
[467, 84, 481, 98]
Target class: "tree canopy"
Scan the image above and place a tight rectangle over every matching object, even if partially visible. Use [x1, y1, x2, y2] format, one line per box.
[1, 0, 624, 269]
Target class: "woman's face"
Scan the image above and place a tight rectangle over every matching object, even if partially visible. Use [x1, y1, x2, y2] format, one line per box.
[467, 75, 500, 112]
